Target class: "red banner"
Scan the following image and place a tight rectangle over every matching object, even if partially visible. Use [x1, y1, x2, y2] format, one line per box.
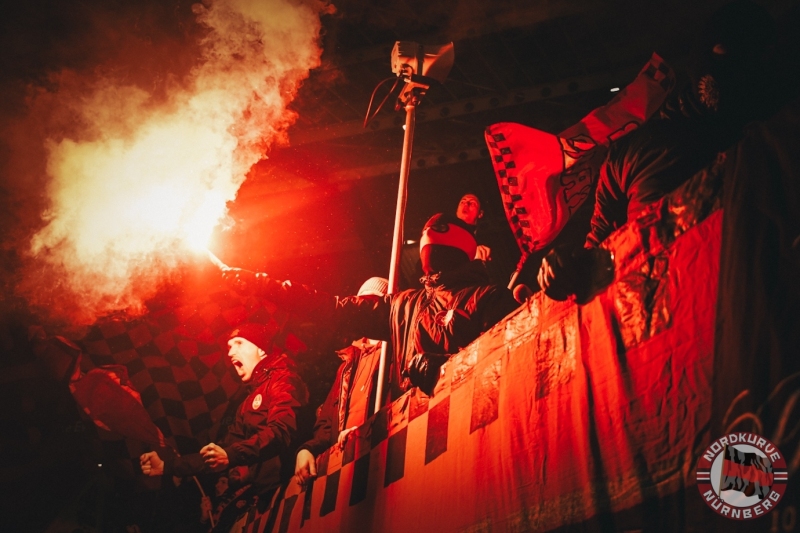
[243, 177, 723, 533]
[485, 53, 675, 254]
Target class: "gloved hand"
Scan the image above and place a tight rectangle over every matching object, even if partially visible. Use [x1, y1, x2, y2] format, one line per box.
[538, 246, 614, 304]
[407, 352, 449, 396]
[537, 248, 575, 301]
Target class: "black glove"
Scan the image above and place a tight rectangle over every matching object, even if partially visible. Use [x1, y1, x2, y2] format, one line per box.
[407, 353, 449, 396]
[538, 246, 614, 304]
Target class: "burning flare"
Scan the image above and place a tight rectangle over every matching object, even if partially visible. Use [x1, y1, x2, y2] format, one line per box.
[17, 0, 328, 324]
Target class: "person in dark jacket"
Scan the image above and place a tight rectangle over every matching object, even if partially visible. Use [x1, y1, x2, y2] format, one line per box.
[224, 213, 520, 400]
[584, 0, 777, 248]
[539, 0, 779, 299]
[584, 91, 728, 248]
[294, 277, 388, 485]
[140, 323, 308, 530]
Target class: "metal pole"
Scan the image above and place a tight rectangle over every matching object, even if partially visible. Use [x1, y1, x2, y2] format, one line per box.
[507, 251, 528, 289]
[374, 98, 417, 415]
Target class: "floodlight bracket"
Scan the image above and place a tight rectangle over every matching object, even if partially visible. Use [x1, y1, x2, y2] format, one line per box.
[374, 41, 454, 415]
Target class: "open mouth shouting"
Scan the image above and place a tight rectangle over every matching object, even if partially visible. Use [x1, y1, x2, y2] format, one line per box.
[227, 336, 264, 382]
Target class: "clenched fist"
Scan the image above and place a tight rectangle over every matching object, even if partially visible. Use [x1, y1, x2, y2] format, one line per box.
[140, 451, 164, 477]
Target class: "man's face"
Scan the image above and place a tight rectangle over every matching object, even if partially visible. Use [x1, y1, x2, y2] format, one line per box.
[456, 194, 482, 226]
[227, 337, 264, 382]
[215, 476, 229, 497]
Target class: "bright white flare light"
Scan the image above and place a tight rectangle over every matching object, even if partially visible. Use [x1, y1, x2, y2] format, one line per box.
[184, 190, 229, 252]
[21, 0, 326, 324]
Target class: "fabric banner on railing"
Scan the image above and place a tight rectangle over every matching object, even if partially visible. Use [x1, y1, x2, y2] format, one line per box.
[243, 185, 739, 531]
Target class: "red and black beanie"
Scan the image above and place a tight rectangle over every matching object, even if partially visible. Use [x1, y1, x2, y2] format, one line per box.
[419, 213, 477, 274]
[228, 322, 278, 353]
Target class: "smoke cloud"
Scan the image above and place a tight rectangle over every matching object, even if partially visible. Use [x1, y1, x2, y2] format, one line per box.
[1, 0, 329, 325]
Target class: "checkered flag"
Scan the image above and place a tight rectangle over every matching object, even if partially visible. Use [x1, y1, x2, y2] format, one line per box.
[42, 287, 297, 473]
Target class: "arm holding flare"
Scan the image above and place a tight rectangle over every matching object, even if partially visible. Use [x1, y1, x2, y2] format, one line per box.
[221, 268, 392, 344]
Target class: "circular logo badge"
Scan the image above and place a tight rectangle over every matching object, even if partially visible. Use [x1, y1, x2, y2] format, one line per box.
[251, 394, 262, 410]
[697, 432, 788, 520]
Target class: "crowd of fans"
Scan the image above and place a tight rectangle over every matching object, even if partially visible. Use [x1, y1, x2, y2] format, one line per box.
[131, 1, 800, 531]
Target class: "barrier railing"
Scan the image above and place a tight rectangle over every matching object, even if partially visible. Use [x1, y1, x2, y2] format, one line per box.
[242, 161, 727, 532]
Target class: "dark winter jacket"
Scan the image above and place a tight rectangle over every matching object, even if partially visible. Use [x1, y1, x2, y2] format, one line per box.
[299, 340, 380, 456]
[165, 352, 308, 493]
[255, 260, 519, 401]
[586, 88, 733, 247]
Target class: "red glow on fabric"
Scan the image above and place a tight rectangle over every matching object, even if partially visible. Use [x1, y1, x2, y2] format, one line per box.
[71, 366, 165, 448]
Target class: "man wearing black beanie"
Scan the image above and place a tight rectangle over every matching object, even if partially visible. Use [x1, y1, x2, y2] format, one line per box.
[140, 322, 308, 531]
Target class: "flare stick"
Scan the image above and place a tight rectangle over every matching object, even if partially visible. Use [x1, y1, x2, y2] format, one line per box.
[205, 248, 229, 270]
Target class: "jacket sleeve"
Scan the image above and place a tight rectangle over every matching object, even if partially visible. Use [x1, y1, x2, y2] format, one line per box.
[585, 148, 629, 248]
[252, 276, 392, 342]
[160, 447, 207, 478]
[431, 286, 519, 356]
[171, 453, 207, 477]
[297, 370, 340, 457]
[478, 286, 520, 333]
[223, 371, 307, 467]
[251, 276, 332, 316]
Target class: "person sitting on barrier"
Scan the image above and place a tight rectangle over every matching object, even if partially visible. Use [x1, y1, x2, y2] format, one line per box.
[140, 323, 308, 532]
[294, 277, 388, 486]
[538, 0, 778, 302]
[456, 193, 491, 262]
[588, 1, 776, 248]
[223, 213, 520, 399]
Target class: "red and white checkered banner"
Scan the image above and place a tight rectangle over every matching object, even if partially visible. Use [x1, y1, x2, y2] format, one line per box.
[485, 53, 675, 254]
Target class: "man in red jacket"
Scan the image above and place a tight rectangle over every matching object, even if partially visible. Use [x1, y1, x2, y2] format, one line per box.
[294, 277, 388, 485]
